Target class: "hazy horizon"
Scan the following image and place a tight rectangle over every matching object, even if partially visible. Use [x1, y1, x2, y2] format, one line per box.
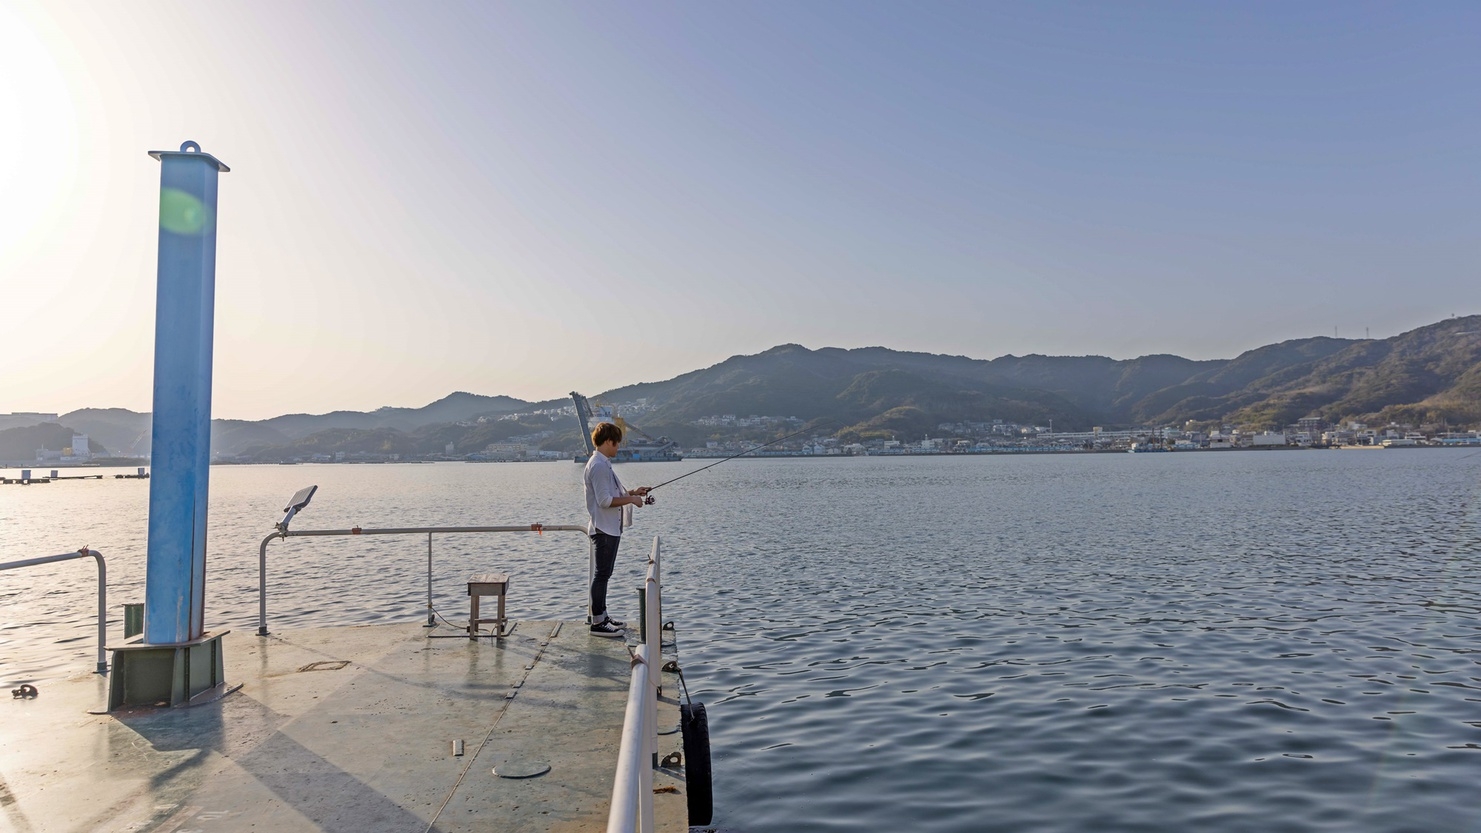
[4, 2, 1478, 420]
[14, 316, 1480, 423]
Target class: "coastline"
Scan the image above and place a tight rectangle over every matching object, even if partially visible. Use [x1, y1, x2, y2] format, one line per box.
[5, 443, 1469, 475]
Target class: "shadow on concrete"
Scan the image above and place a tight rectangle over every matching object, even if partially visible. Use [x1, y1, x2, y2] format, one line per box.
[231, 731, 430, 832]
[114, 691, 427, 832]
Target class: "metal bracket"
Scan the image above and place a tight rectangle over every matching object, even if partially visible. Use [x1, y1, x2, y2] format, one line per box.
[106, 631, 235, 710]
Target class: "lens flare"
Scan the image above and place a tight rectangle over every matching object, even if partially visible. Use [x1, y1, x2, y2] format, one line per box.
[159, 187, 213, 235]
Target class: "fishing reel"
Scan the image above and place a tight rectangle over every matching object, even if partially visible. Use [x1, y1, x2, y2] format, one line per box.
[644, 494, 656, 505]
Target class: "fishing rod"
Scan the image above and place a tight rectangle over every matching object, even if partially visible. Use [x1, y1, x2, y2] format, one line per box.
[639, 421, 834, 504]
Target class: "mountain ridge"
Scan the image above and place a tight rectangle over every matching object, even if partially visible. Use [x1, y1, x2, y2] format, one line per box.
[5, 314, 1477, 461]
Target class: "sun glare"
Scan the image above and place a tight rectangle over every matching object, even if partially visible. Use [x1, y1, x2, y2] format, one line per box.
[0, 5, 80, 265]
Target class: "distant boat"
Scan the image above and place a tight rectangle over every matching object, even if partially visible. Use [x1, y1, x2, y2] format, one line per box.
[1128, 442, 1169, 453]
[573, 437, 684, 464]
[618, 437, 682, 462]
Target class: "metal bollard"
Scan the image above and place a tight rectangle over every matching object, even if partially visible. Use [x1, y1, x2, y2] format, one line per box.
[123, 603, 144, 639]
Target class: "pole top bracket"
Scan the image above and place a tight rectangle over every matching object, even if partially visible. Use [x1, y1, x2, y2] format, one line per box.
[149, 140, 230, 172]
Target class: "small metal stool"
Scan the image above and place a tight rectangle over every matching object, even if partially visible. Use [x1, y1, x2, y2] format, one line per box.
[467, 573, 510, 638]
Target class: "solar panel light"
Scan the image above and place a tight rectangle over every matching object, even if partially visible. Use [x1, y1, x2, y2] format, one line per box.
[278, 485, 318, 532]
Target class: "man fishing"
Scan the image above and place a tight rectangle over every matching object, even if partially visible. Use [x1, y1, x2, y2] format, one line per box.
[582, 418, 828, 637]
[583, 421, 650, 637]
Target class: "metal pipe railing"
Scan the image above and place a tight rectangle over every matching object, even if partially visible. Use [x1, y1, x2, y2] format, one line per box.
[257, 524, 588, 635]
[607, 536, 662, 833]
[609, 648, 653, 832]
[1, 549, 107, 674]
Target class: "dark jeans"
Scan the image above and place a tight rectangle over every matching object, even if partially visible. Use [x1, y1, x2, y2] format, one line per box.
[590, 531, 621, 620]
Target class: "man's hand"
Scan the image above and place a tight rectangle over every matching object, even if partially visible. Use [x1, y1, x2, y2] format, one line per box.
[631, 487, 651, 496]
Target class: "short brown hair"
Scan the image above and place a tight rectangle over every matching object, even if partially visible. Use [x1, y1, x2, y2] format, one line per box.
[592, 422, 623, 447]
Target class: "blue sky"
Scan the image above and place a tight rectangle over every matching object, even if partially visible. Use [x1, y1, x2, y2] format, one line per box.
[2, 1, 1477, 419]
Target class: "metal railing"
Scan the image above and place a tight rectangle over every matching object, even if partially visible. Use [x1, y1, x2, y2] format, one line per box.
[1, 549, 108, 674]
[256, 523, 589, 635]
[607, 536, 663, 833]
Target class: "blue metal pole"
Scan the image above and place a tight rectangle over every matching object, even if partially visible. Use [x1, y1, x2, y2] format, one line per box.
[143, 141, 229, 644]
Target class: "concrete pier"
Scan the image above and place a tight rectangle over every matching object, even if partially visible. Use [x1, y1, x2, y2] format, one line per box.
[0, 623, 692, 832]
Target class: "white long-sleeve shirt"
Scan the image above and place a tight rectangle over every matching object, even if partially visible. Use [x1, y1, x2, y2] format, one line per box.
[584, 451, 627, 536]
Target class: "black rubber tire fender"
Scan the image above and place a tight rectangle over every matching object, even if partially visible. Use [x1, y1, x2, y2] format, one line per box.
[680, 701, 713, 825]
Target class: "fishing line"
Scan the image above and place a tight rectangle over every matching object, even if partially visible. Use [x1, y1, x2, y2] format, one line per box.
[640, 420, 836, 501]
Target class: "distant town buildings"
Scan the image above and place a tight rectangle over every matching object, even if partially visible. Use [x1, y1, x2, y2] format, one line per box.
[694, 414, 804, 428]
[34, 434, 91, 462]
[679, 413, 1481, 458]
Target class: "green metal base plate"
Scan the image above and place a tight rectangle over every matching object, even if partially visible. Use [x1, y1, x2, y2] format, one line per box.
[105, 630, 233, 711]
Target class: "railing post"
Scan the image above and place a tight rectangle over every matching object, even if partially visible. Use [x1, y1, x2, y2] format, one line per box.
[587, 533, 596, 624]
[646, 539, 661, 762]
[652, 537, 662, 643]
[426, 533, 435, 627]
[89, 549, 107, 674]
[258, 532, 280, 636]
[641, 537, 660, 833]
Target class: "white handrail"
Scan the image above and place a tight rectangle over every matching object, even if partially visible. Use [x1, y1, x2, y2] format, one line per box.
[0, 549, 107, 674]
[607, 536, 663, 833]
[608, 648, 653, 831]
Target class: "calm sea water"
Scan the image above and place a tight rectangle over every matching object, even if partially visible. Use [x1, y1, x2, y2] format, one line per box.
[4, 451, 1480, 832]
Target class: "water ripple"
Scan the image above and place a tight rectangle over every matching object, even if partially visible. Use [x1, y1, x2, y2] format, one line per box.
[5, 452, 1481, 831]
